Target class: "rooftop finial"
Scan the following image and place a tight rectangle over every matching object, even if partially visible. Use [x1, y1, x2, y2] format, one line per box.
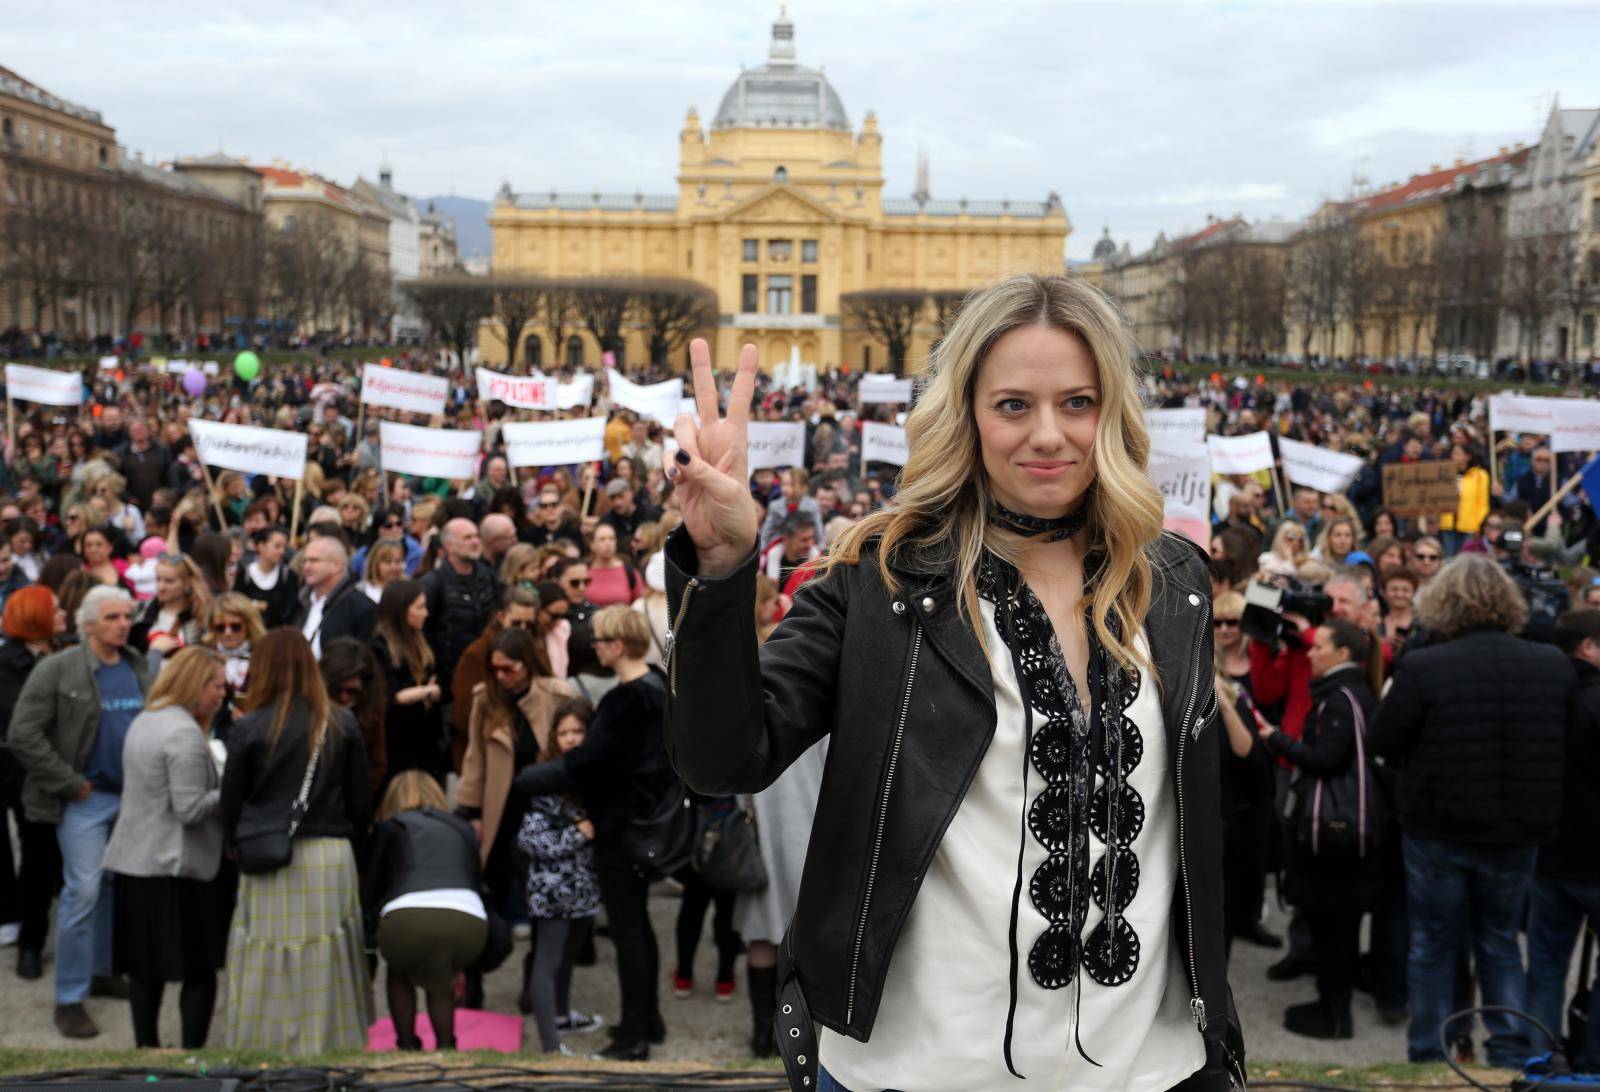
[769, 5, 796, 64]
[913, 145, 930, 205]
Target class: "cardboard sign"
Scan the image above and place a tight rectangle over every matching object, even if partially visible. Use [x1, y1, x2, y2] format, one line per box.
[1145, 407, 1208, 457]
[858, 374, 913, 404]
[1278, 436, 1366, 494]
[1205, 431, 1275, 476]
[362, 363, 449, 416]
[1382, 461, 1458, 517]
[381, 420, 480, 480]
[861, 422, 910, 467]
[189, 420, 308, 480]
[746, 422, 806, 471]
[501, 418, 607, 468]
[1151, 453, 1212, 548]
[5, 363, 83, 407]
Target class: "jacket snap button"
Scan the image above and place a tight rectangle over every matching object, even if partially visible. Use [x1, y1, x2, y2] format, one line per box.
[782, 1004, 792, 1015]
[798, 1055, 807, 1065]
[1187, 593, 1201, 606]
[891, 601, 906, 615]
[921, 596, 935, 612]
[790, 1027, 801, 1037]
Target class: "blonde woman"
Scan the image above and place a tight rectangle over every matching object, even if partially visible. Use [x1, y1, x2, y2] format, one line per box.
[499, 543, 542, 589]
[361, 540, 407, 603]
[1268, 520, 1309, 566]
[202, 593, 265, 717]
[132, 554, 213, 671]
[661, 274, 1241, 1088]
[1313, 515, 1361, 567]
[90, 471, 144, 543]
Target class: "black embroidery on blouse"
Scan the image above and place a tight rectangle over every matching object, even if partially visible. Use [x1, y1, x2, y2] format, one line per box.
[979, 553, 1146, 1077]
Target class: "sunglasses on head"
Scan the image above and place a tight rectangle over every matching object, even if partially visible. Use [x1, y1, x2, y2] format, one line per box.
[211, 620, 244, 634]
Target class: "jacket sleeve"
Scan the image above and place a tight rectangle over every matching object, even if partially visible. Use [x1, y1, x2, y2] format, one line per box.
[514, 757, 579, 798]
[166, 725, 220, 826]
[7, 659, 84, 802]
[662, 527, 845, 795]
[1264, 690, 1354, 775]
[455, 689, 487, 811]
[219, 718, 255, 837]
[1369, 657, 1425, 758]
[340, 716, 372, 844]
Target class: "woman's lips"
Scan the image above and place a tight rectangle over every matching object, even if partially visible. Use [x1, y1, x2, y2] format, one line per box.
[1019, 461, 1073, 479]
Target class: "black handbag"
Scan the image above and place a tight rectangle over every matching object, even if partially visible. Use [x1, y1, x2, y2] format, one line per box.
[692, 797, 768, 894]
[236, 720, 323, 875]
[619, 778, 696, 881]
[1288, 687, 1388, 860]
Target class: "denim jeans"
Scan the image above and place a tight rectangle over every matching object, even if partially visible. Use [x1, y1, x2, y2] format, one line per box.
[55, 790, 118, 1005]
[1402, 835, 1536, 1067]
[1524, 873, 1600, 1065]
[819, 1069, 902, 1092]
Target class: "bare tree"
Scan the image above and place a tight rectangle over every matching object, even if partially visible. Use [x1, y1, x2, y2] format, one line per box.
[571, 277, 635, 363]
[541, 284, 579, 369]
[841, 288, 927, 371]
[488, 275, 546, 372]
[403, 275, 492, 367]
[629, 276, 717, 366]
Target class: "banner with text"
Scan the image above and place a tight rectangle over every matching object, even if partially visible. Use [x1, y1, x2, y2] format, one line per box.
[1145, 407, 1208, 457]
[381, 420, 480, 480]
[1553, 400, 1600, 454]
[502, 418, 607, 468]
[746, 422, 806, 470]
[1489, 393, 1564, 438]
[858, 374, 914, 404]
[861, 421, 910, 467]
[1277, 436, 1366, 494]
[1205, 431, 1275, 476]
[362, 363, 449, 416]
[189, 420, 307, 480]
[1152, 453, 1212, 548]
[5, 364, 83, 407]
[606, 369, 683, 426]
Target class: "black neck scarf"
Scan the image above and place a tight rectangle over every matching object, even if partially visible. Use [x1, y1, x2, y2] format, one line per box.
[988, 499, 1089, 543]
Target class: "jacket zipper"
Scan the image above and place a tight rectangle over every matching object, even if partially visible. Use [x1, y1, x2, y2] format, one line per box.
[846, 619, 921, 1025]
[1174, 593, 1209, 1034]
[664, 578, 698, 696]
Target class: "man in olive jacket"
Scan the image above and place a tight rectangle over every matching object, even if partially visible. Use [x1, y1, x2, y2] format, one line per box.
[8, 587, 149, 1040]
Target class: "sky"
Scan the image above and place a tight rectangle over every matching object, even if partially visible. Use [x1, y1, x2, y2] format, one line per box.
[9, 0, 1598, 260]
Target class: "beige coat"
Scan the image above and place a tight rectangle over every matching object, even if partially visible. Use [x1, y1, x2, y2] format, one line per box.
[455, 676, 573, 863]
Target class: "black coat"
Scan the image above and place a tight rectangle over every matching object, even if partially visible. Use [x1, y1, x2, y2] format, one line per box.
[220, 703, 371, 849]
[0, 638, 46, 807]
[1539, 658, 1600, 883]
[370, 637, 447, 783]
[292, 576, 377, 650]
[362, 807, 481, 915]
[1370, 627, 1572, 847]
[420, 560, 501, 698]
[235, 563, 301, 630]
[662, 528, 1243, 1092]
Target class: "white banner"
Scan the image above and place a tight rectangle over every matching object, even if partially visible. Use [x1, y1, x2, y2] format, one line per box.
[97, 356, 118, 371]
[861, 421, 910, 467]
[476, 369, 596, 412]
[188, 419, 308, 480]
[502, 418, 607, 468]
[1152, 453, 1212, 548]
[607, 369, 683, 426]
[1489, 393, 1564, 437]
[1278, 436, 1366, 494]
[556, 374, 596, 410]
[381, 420, 480, 480]
[1553, 400, 1600, 454]
[746, 422, 806, 471]
[1145, 407, 1208, 457]
[362, 363, 449, 416]
[165, 359, 190, 376]
[5, 364, 82, 407]
[1205, 431, 1275, 476]
[859, 374, 913, 404]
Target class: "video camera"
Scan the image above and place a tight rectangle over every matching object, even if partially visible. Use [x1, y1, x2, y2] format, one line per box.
[1499, 525, 1572, 643]
[1241, 579, 1333, 645]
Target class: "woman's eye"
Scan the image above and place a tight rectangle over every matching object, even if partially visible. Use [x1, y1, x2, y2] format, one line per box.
[997, 399, 1027, 414]
[1065, 395, 1097, 412]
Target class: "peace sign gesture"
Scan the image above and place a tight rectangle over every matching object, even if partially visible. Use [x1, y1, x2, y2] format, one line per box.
[668, 338, 763, 577]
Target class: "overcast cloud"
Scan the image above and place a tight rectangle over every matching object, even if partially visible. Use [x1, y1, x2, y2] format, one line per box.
[10, 0, 1597, 259]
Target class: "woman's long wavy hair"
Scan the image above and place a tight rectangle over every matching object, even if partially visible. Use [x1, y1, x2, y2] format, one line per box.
[824, 272, 1164, 672]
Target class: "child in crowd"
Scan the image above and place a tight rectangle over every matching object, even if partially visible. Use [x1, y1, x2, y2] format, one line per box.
[124, 537, 165, 601]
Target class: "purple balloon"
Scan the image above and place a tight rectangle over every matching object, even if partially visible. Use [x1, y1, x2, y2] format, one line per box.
[182, 369, 207, 397]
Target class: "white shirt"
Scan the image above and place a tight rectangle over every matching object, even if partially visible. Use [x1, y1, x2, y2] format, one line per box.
[246, 560, 281, 591]
[302, 589, 331, 660]
[820, 606, 1204, 1092]
[382, 887, 486, 921]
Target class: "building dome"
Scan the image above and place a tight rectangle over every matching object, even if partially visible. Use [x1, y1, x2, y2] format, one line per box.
[713, 8, 850, 131]
[1092, 226, 1118, 261]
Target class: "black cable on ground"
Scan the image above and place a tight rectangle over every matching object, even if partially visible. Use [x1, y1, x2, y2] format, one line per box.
[0, 1064, 793, 1091]
[1439, 1005, 1566, 1092]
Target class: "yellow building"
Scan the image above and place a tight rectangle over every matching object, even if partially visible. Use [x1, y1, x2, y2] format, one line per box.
[486, 9, 1069, 372]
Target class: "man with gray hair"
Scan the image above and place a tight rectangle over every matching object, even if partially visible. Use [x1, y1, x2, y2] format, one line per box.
[292, 534, 376, 658]
[479, 513, 518, 570]
[422, 518, 502, 715]
[9, 586, 149, 1039]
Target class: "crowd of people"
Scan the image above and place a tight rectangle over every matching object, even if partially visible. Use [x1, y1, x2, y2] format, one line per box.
[0, 348, 1593, 1070]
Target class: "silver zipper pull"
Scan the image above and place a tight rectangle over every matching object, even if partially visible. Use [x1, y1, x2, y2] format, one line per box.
[1190, 997, 1207, 1031]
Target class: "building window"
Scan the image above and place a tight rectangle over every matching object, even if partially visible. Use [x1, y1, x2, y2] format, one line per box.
[769, 239, 792, 262]
[802, 239, 818, 263]
[774, 165, 788, 183]
[526, 334, 543, 366]
[864, 345, 873, 369]
[741, 274, 759, 313]
[1, 118, 10, 139]
[1584, 315, 1596, 351]
[19, 124, 27, 145]
[566, 335, 584, 367]
[54, 133, 61, 158]
[767, 275, 793, 315]
[742, 238, 758, 262]
[282, 214, 297, 231]
[98, 145, 107, 165]
[801, 274, 817, 314]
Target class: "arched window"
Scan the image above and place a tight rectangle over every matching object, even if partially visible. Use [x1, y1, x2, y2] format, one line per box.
[566, 334, 584, 367]
[612, 342, 626, 369]
[774, 165, 788, 184]
[526, 334, 542, 367]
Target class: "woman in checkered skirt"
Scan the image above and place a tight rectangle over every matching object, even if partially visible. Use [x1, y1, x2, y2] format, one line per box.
[219, 629, 374, 1054]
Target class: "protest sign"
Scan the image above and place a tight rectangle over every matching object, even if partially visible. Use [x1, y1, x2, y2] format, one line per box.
[188, 419, 307, 480]
[381, 420, 480, 480]
[1145, 407, 1208, 457]
[5, 364, 83, 407]
[607, 369, 682, 426]
[1489, 393, 1563, 438]
[746, 422, 806, 471]
[1277, 436, 1366, 494]
[477, 367, 550, 410]
[1382, 461, 1458, 517]
[556, 374, 596, 410]
[1552, 400, 1600, 454]
[1151, 453, 1212, 548]
[1205, 431, 1275, 475]
[362, 363, 449, 416]
[97, 356, 118, 371]
[861, 421, 910, 467]
[858, 374, 913, 404]
[502, 418, 607, 468]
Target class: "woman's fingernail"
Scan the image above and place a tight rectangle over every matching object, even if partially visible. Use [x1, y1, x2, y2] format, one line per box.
[674, 449, 690, 466]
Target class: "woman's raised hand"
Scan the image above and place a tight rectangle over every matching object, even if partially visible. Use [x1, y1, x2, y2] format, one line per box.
[669, 338, 762, 577]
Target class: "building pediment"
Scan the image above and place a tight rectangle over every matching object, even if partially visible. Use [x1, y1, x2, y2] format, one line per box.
[711, 185, 842, 225]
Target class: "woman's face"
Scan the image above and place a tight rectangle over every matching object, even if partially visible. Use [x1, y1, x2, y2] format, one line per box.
[194, 667, 229, 721]
[377, 553, 405, 586]
[1213, 612, 1243, 650]
[1411, 542, 1442, 578]
[1307, 625, 1350, 679]
[340, 500, 363, 526]
[81, 532, 110, 566]
[406, 593, 428, 631]
[52, 602, 67, 637]
[552, 713, 586, 756]
[330, 674, 365, 708]
[11, 530, 33, 557]
[489, 651, 529, 693]
[1330, 522, 1354, 556]
[973, 324, 1100, 519]
[1373, 513, 1396, 538]
[615, 460, 634, 482]
[518, 561, 541, 585]
[227, 477, 246, 499]
[156, 562, 187, 605]
[592, 525, 617, 561]
[211, 611, 248, 650]
[1383, 579, 1415, 612]
[1451, 445, 1469, 471]
[392, 478, 411, 503]
[594, 632, 620, 668]
[1280, 528, 1306, 557]
[1482, 517, 1504, 543]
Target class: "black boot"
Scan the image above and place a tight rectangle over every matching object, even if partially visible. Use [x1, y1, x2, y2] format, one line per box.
[1283, 994, 1353, 1040]
[748, 965, 778, 1059]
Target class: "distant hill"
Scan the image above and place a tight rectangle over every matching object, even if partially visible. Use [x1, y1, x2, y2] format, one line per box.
[419, 196, 491, 259]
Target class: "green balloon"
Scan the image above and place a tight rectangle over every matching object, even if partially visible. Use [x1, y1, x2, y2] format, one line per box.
[234, 351, 261, 381]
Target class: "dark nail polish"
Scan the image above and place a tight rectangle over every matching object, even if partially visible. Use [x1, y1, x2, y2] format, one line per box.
[674, 449, 690, 465]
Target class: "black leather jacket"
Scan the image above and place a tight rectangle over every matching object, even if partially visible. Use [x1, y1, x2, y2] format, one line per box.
[664, 528, 1243, 1091]
[362, 807, 482, 915]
